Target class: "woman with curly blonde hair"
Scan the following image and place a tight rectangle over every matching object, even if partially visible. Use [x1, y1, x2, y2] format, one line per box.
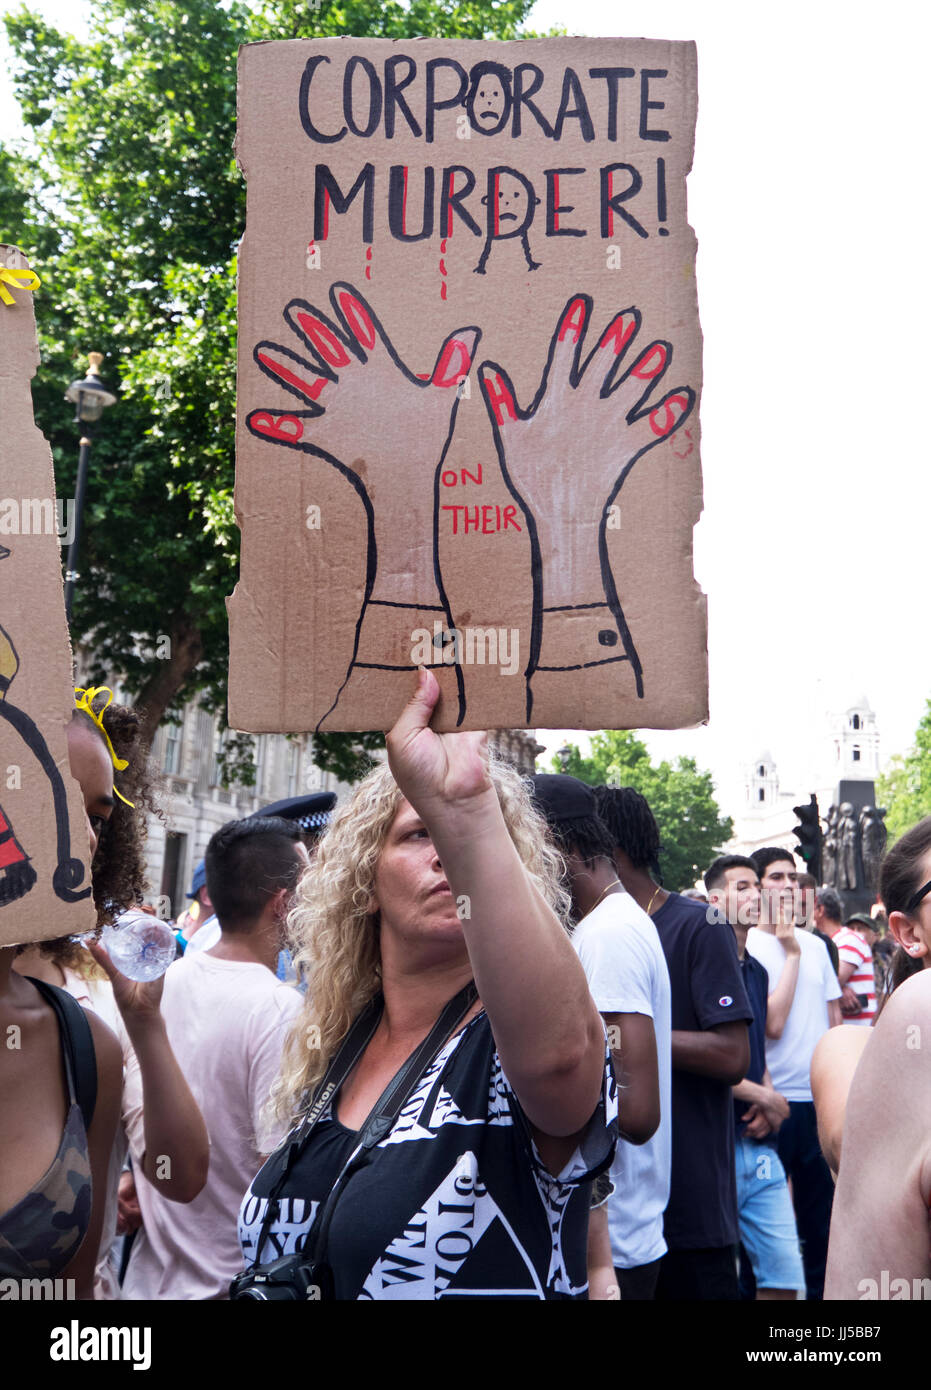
[237, 669, 616, 1301]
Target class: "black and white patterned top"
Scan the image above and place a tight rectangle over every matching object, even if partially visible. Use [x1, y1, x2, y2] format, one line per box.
[238, 1011, 617, 1299]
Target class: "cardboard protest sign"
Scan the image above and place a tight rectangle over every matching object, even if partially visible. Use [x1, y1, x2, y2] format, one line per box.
[0, 244, 95, 946]
[231, 37, 705, 734]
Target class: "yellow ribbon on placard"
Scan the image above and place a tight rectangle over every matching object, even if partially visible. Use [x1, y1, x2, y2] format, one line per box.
[74, 685, 135, 807]
[0, 267, 41, 306]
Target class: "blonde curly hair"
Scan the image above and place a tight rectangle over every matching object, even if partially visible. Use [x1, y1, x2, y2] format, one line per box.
[267, 752, 570, 1131]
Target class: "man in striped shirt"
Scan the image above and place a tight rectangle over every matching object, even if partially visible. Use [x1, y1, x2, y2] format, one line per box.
[830, 914, 878, 1026]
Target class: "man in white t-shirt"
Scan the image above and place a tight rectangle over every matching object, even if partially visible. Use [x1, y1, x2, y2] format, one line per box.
[747, 847, 842, 1302]
[532, 774, 671, 1301]
[122, 816, 308, 1300]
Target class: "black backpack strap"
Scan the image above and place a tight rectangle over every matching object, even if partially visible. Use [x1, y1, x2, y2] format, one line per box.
[27, 977, 98, 1131]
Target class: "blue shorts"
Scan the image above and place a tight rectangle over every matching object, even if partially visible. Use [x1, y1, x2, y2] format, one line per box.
[735, 1135, 805, 1293]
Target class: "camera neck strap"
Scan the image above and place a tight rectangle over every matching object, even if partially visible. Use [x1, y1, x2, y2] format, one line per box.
[250, 978, 479, 1271]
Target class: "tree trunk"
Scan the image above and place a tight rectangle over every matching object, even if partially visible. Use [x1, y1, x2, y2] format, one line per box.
[134, 615, 203, 756]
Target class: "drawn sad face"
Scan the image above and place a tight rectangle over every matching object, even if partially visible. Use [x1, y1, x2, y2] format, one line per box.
[466, 63, 513, 137]
[483, 171, 539, 240]
[476, 77, 505, 126]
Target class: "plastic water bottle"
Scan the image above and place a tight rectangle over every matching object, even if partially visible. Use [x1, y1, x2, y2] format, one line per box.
[102, 910, 177, 982]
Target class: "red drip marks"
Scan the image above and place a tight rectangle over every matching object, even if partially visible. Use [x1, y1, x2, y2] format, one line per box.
[365, 245, 373, 282]
[439, 236, 448, 302]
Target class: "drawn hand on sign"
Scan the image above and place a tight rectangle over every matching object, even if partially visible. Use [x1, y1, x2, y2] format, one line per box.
[478, 294, 695, 722]
[247, 283, 480, 728]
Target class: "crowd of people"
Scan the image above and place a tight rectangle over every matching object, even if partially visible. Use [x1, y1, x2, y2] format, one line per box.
[1, 670, 929, 1301]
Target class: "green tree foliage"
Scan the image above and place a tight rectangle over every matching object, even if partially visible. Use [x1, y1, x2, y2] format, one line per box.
[0, 0, 537, 784]
[876, 699, 931, 843]
[552, 731, 734, 892]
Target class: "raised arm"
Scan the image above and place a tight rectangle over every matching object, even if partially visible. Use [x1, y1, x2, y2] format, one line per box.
[88, 942, 208, 1202]
[765, 922, 801, 1039]
[385, 668, 606, 1144]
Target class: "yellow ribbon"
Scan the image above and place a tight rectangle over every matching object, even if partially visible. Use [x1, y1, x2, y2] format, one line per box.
[74, 686, 135, 807]
[0, 268, 41, 306]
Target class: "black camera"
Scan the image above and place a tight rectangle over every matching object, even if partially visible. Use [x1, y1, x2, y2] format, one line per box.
[230, 1252, 334, 1301]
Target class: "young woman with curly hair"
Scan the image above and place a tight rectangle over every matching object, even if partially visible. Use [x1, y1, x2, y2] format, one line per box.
[236, 669, 616, 1301]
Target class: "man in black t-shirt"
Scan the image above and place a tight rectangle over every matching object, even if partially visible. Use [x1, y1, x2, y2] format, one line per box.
[595, 786, 751, 1300]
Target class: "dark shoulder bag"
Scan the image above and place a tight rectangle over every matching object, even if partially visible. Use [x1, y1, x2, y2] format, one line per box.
[231, 979, 477, 1301]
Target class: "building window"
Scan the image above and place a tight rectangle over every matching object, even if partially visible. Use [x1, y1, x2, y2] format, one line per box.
[758, 788, 765, 802]
[287, 742, 300, 797]
[758, 765, 765, 776]
[210, 726, 229, 788]
[852, 714, 861, 730]
[163, 721, 182, 776]
[852, 745, 861, 762]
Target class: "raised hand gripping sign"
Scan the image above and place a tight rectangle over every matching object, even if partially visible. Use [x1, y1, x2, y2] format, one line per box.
[231, 37, 705, 735]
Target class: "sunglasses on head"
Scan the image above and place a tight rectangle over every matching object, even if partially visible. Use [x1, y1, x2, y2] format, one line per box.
[905, 880, 931, 914]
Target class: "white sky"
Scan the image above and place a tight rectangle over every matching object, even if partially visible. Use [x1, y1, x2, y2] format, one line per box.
[3, 0, 929, 819]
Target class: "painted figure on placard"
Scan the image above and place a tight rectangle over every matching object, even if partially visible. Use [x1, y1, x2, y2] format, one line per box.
[247, 283, 695, 728]
[475, 169, 541, 276]
[0, 595, 91, 906]
[0, 617, 37, 904]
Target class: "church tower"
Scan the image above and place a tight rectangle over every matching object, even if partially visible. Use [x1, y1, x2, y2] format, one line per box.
[745, 750, 779, 812]
[829, 697, 880, 780]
